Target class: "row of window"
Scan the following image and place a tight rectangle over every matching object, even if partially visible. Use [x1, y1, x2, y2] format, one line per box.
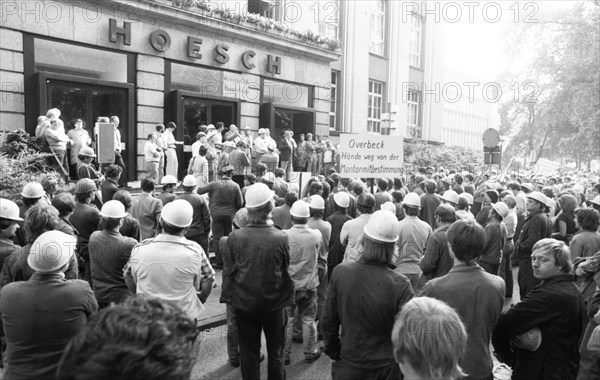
[329, 75, 422, 137]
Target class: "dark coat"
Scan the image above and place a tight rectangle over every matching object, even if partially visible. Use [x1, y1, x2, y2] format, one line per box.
[492, 274, 584, 380]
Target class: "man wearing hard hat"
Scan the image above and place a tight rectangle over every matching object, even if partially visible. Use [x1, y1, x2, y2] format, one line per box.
[197, 165, 243, 269]
[0, 198, 23, 264]
[322, 210, 414, 380]
[177, 175, 211, 254]
[88, 200, 138, 309]
[124, 199, 215, 322]
[395, 192, 433, 292]
[13, 182, 47, 247]
[283, 200, 322, 365]
[226, 183, 294, 380]
[515, 191, 552, 298]
[1, 231, 97, 379]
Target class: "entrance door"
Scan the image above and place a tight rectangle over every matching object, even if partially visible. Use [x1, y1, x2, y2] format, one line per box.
[260, 103, 316, 143]
[40, 73, 135, 181]
[171, 90, 240, 179]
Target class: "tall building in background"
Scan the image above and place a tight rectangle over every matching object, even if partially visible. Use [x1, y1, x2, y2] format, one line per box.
[441, 68, 501, 150]
[318, 1, 446, 143]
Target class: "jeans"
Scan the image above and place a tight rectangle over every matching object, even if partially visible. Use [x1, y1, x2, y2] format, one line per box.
[226, 304, 240, 363]
[236, 308, 286, 380]
[316, 267, 327, 334]
[212, 215, 233, 266]
[331, 360, 401, 380]
[284, 290, 318, 358]
[499, 239, 514, 296]
[518, 256, 540, 299]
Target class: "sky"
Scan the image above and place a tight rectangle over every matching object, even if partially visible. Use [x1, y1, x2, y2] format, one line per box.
[443, 1, 577, 81]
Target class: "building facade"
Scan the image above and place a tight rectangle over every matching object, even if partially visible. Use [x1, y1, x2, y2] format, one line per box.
[0, 0, 338, 180]
[441, 68, 501, 150]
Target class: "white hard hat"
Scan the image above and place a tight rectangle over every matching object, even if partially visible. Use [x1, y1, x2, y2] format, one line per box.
[74, 178, 97, 194]
[161, 199, 193, 228]
[224, 141, 236, 148]
[363, 210, 399, 243]
[290, 200, 310, 218]
[21, 182, 44, 198]
[308, 195, 325, 210]
[100, 200, 128, 218]
[527, 191, 547, 206]
[264, 172, 276, 184]
[245, 183, 274, 210]
[27, 231, 76, 273]
[182, 175, 197, 187]
[288, 183, 299, 194]
[333, 192, 350, 208]
[381, 202, 396, 214]
[491, 202, 509, 220]
[459, 193, 474, 205]
[591, 195, 600, 207]
[161, 175, 178, 185]
[441, 190, 459, 205]
[521, 183, 535, 192]
[0, 198, 23, 221]
[78, 147, 96, 157]
[403, 192, 421, 208]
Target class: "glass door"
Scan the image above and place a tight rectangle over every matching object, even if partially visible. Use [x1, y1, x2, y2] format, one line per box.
[41, 73, 134, 181]
[174, 90, 239, 178]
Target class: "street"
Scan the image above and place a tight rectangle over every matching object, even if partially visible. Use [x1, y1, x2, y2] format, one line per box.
[191, 326, 332, 380]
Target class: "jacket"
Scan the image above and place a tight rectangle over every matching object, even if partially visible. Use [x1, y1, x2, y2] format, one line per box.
[421, 263, 505, 379]
[419, 223, 454, 281]
[516, 210, 552, 259]
[197, 178, 243, 217]
[492, 274, 584, 380]
[227, 224, 295, 312]
[0, 273, 97, 380]
[322, 262, 414, 368]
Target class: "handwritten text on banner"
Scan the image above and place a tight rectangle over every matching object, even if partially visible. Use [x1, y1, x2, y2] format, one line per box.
[339, 134, 404, 178]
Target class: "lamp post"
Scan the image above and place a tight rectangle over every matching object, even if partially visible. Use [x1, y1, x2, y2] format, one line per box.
[381, 103, 398, 135]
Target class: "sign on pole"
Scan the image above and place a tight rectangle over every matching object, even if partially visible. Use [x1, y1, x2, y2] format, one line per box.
[339, 134, 404, 178]
[534, 158, 560, 176]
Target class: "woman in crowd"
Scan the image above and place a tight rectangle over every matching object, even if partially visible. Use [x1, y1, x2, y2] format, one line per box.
[188, 145, 209, 187]
[552, 194, 578, 244]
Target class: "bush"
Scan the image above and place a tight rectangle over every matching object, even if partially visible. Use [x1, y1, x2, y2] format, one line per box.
[0, 129, 61, 200]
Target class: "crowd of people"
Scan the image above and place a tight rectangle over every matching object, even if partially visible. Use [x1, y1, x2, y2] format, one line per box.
[1, 109, 600, 380]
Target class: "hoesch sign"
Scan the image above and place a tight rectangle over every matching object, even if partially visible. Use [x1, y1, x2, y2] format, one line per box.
[108, 19, 282, 74]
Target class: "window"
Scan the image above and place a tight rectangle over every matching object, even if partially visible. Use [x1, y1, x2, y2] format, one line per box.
[368, 80, 384, 133]
[407, 90, 421, 139]
[248, 0, 278, 19]
[329, 71, 340, 131]
[263, 79, 312, 108]
[369, 0, 385, 55]
[409, 13, 422, 67]
[318, 0, 340, 40]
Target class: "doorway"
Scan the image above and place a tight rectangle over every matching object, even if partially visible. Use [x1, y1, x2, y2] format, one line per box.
[39, 72, 135, 181]
[171, 90, 240, 178]
[260, 103, 315, 143]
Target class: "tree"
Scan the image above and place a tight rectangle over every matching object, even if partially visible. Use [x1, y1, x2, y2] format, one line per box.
[498, 1, 600, 169]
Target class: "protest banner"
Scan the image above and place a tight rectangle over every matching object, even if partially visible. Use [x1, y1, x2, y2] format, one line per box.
[338, 134, 404, 178]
